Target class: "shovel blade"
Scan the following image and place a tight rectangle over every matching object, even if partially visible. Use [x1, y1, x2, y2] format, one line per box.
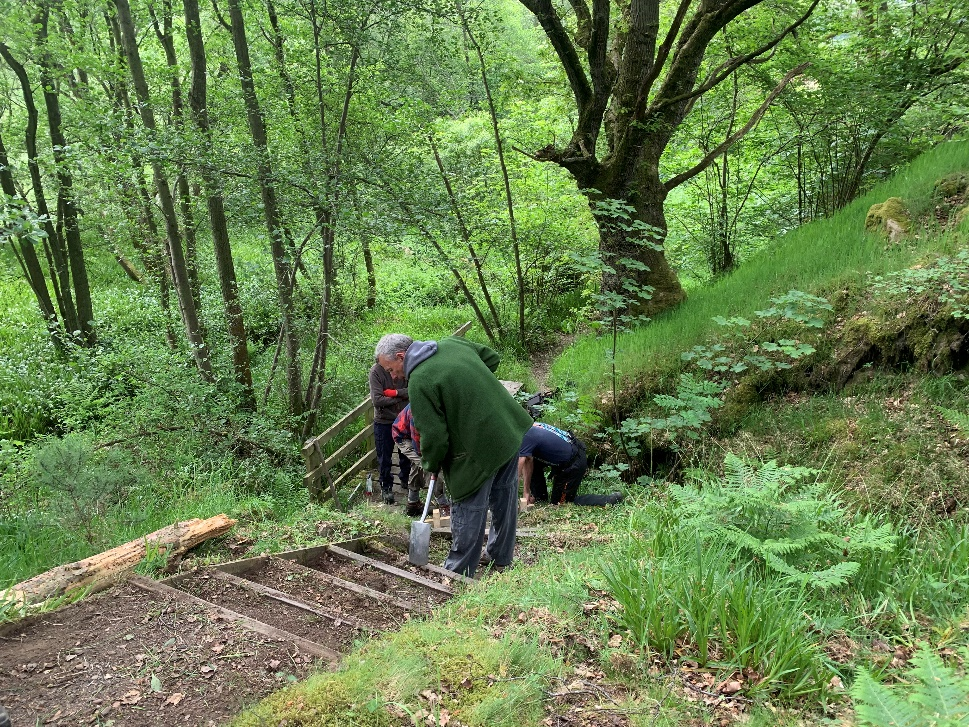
[409, 521, 431, 565]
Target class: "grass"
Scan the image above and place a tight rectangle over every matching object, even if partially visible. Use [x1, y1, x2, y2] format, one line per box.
[551, 139, 969, 404]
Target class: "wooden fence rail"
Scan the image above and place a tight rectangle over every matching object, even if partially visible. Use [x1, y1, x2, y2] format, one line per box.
[301, 322, 472, 503]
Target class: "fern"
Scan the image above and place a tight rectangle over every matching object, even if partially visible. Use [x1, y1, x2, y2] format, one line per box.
[672, 453, 896, 589]
[852, 645, 969, 727]
[937, 406, 969, 434]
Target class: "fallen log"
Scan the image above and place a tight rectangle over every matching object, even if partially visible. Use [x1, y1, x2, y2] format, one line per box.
[1, 514, 237, 606]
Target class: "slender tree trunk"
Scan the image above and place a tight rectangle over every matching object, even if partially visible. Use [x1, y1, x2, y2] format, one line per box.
[36, 7, 95, 345]
[0, 41, 80, 338]
[182, 0, 255, 408]
[114, 0, 213, 380]
[104, 11, 178, 349]
[460, 15, 524, 343]
[0, 128, 61, 343]
[225, 0, 303, 417]
[429, 134, 502, 339]
[149, 0, 202, 304]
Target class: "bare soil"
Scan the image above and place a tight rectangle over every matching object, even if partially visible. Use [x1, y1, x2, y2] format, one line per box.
[0, 538, 458, 726]
[0, 582, 319, 727]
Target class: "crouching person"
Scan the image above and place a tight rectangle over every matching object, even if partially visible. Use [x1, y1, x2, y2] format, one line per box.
[519, 423, 621, 506]
[392, 404, 449, 517]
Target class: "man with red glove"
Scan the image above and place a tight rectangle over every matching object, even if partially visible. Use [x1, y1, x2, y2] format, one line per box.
[369, 335, 411, 504]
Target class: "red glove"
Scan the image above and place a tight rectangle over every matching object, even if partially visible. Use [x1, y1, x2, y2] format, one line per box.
[383, 389, 397, 397]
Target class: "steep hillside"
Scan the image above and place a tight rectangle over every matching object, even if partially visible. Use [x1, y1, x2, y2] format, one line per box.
[223, 145, 969, 727]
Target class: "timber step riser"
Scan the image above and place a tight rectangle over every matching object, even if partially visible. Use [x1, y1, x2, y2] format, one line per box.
[146, 538, 462, 663]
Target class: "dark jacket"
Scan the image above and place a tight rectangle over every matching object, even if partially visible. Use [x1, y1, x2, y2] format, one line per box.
[369, 363, 408, 424]
[406, 337, 532, 501]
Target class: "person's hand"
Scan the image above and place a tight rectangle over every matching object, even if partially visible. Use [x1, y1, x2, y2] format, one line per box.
[383, 389, 397, 397]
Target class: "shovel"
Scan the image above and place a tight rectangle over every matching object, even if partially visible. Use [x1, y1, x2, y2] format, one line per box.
[408, 474, 437, 565]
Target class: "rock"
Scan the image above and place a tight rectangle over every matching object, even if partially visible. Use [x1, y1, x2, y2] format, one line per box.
[933, 172, 969, 199]
[865, 197, 911, 239]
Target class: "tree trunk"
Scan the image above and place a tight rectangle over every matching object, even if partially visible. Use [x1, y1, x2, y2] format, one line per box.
[225, 0, 303, 417]
[182, 0, 255, 408]
[36, 6, 96, 346]
[104, 10, 175, 349]
[0, 128, 60, 341]
[113, 0, 213, 381]
[2, 514, 236, 606]
[0, 40, 79, 340]
[585, 161, 686, 315]
[149, 0, 203, 305]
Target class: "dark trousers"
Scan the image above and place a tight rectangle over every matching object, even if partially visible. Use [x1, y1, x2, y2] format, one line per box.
[531, 441, 587, 504]
[374, 422, 410, 494]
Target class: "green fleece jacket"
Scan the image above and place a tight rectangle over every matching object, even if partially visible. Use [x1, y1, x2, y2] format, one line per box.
[406, 337, 533, 502]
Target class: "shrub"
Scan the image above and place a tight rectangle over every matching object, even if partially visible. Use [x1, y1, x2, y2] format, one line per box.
[674, 454, 896, 589]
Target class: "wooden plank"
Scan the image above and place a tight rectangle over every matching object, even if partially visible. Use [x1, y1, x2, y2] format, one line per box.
[453, 321, 472, 337]
[330, 448, 377, 491]
[421, 562, 473, 585]
[303, 397, 374, 452]
[278, 559, 418, 612]
[327, 545, 453, 596]
[303, 469, 332, 503]
[127, 574, 340, 663]
[209, 569, 380, 633]
[323, 424, 374, 470]
[162, 556, 270, 587]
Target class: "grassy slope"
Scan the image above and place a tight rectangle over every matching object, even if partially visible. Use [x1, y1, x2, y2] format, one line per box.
[228, 141, 969, 727]
[552, 140, 969, 406]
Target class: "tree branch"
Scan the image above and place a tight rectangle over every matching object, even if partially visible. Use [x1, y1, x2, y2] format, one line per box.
[664, 62, 809, 192]
[653, 0, 819, 115]
[519, 0, 592, 113]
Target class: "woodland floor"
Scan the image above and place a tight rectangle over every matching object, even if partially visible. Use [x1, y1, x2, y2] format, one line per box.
[0, 520, 591, 727]
[0, 533, 459, 727]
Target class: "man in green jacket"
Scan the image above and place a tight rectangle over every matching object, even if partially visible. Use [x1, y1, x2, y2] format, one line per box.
[375, 333, 533, 577]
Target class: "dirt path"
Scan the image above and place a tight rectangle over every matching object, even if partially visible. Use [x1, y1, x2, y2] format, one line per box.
[529, 332, 576, 391]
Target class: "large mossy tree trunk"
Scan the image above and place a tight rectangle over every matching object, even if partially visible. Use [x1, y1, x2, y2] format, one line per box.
[520, 0, 817, 315]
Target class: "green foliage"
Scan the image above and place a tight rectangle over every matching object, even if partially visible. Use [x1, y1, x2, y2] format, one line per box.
[937, 405, 969, 433]
[33, 434, 138, 547]
[618, 374, 725, 453]
[871, 249, 969, 319]
[754, 290, 834, 329]
[851, 644, 969, 727]
[602, 503, 829, 699]
[0, 195, 49, 248]
[674, 454, 896, 589]
[682, 289, 830, 376]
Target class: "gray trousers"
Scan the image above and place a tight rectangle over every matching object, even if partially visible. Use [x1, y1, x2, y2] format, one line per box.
[444, 455, 518, 578]
[396, 439, 447, 505]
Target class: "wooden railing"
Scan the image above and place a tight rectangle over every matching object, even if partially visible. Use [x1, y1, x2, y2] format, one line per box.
[301, 322, 472, 503]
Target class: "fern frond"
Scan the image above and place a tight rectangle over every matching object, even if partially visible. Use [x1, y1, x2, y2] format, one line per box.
[851, 669, 922, 727]
[907, 644, 969, 722]
[937, 406, 969, 434]
[770, 558, 859, 589]
[846, 522, 898, 554]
